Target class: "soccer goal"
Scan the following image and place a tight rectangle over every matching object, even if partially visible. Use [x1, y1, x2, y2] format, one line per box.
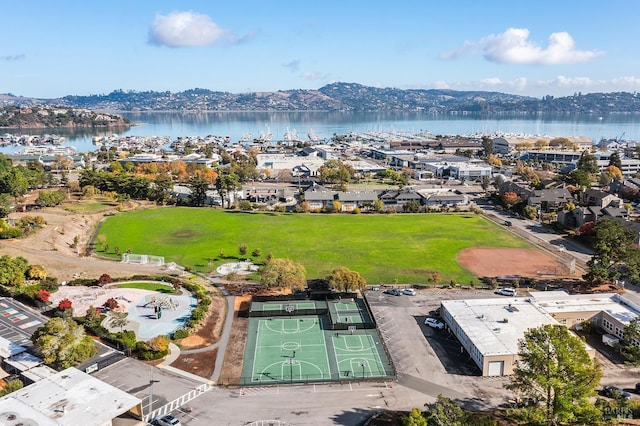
[121, 253, 165, 266]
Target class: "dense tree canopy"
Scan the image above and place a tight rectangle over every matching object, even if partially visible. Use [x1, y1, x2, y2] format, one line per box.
[0, 255, 29, 286]
[576, 151, 599, 174]
[31, 318, 97, 369]
[584, 219, 640, 285]
[506, 324, 602, 425]
[260, 258, 306, 289]
[326, 267, 366, 292]
[318, 160, 354, 190]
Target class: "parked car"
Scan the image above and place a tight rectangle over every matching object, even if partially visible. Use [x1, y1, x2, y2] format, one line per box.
[156, 415, 182, 426]
[425, 318, 445, 329]
[603, 385, 632, 399]
[383, 288, 396, 295]
[504, 220, 513, 226]
[496, 287, 516, 296]
[403, 288, 416, 296]
[429, 307, 441, 317]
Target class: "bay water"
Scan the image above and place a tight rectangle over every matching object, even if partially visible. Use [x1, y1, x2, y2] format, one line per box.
[2, 111, 640, 154]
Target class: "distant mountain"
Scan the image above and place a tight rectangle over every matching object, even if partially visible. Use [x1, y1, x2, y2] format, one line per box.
[1, 83, 640, 115]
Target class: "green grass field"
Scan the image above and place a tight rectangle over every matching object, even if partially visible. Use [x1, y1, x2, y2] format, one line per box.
[96, 208, 530, 284]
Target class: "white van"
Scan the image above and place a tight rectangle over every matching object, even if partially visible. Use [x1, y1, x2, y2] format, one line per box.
[497, 287, 516, 296]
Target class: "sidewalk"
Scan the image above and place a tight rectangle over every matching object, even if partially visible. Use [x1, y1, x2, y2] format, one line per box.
[157, 342, 181, 368]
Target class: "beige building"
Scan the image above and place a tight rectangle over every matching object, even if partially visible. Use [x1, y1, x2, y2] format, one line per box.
[440, 291, 637, 376]
[493, 135, 593, 155]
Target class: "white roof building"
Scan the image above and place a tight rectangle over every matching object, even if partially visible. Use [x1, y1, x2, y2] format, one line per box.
[0, 367, 143, 425]
[440, 291, 637, 376]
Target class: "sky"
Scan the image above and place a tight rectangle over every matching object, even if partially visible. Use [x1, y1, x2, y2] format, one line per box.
[1, 1, 640, 99]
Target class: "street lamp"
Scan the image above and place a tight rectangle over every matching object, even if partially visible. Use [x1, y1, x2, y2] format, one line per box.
[361, 363, 365, 379]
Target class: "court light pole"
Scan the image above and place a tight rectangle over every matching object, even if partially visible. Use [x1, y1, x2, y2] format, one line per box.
[361, 363, 365, 379]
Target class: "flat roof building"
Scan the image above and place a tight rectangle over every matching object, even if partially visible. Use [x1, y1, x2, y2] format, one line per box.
[440, 291, 638, 376]
[0, 367, 143, 425]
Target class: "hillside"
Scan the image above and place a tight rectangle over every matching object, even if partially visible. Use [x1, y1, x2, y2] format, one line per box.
[0, 105, 131, 129]
[1, 83, 640, 115]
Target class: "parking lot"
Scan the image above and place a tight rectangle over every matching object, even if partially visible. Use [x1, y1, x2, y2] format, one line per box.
[365, 286, 640, 409]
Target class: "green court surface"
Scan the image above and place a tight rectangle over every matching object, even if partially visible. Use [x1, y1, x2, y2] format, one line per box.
[261, 302, 317, 311]
[241, 315, 393, 385]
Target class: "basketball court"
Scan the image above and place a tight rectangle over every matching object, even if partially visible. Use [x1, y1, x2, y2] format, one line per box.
[241, 299, 394, 385]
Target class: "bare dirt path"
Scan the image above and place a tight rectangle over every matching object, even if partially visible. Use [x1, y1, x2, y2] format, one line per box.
[0, 201, 166, 281]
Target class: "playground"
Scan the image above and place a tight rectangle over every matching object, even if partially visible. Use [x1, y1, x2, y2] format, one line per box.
[49, 284, 196, 339]
[240, 299, 394, 385]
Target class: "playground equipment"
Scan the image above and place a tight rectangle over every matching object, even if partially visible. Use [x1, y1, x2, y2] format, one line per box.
[143, 296, 179, 319]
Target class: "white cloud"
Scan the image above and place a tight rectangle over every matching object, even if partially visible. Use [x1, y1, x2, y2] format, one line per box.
[442, 28, 603, 65]
[148, 11, 229, 47]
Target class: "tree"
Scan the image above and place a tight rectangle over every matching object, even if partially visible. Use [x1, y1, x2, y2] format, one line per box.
[402, 408, 427, 426]
[603, 165, 622, 181]
[31, 318, 97, 369]
[480, 176, 491, 192]
[0, 378, 23, 397]
[238, 243, 248, 257]
[584, 219, 639, 285]
[609, 151, 623, 170]
[481, 136, 494, 156]
[188, 174, 209, 207]
[523, 205, 538, 220]
[620, 316, 640, 364]
[534, 139, 549, 150]
[98, 273, 112, 286]
[318, 160, 353, 190]
[424, 394, 469, 425]
[501, 191, 521, 209]
[108, 311, 129, 331]
[215, 173, 241, 208]
[147, 335, 170, 352]
[36, 289, 50, 303]
[103, 298, 119, 310]
[259, 258, 306, 289]
[566, 169, 592, 188]
[487, 154, 502, 167]
[151, 172, 174, 204]
[326, 267, 367, 292]
[403, 200, 420, 213]
[505, 324, 602, 425]
[576, 151, 599, 174]
[27, 264, 47, 280]
[84, 306, 102, 329]
[57, 298, 73, 317]
[0, 255, 29, 286]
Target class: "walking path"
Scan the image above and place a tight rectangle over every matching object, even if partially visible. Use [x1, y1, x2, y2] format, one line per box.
[157, 275, 236, 384]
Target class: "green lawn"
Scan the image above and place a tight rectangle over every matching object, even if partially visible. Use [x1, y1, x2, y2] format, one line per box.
[96, 208, 531, 284]
[116, 282, 176, 293]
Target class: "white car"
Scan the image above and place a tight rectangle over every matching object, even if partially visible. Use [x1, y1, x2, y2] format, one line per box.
[425, 317, 444, 329]
[156, 415, 181, 426]
[496, 287, 516, 296]
[403, 288, 416, 296]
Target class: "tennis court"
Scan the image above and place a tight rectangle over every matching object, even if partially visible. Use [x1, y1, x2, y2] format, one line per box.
[241, 300, 394, 385]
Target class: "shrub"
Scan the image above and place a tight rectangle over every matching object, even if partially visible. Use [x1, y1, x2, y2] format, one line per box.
[172, 329, 190, 340]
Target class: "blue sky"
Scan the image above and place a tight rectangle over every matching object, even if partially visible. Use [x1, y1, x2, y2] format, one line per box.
[2, 1, 639, 99]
